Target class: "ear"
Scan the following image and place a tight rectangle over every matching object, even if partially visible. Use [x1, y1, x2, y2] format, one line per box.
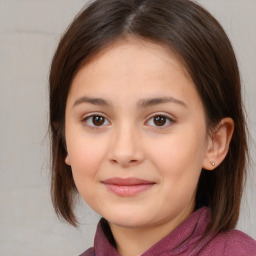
[65, 154, 71, 166]
[203, 117, 234, 170]
[63, 139, 71, 166]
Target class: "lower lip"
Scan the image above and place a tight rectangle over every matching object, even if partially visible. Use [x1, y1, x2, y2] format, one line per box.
[103, 183, 155, 197]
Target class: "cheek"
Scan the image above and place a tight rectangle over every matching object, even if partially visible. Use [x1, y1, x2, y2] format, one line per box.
[149, 132, 206, 208]
[67, 136, 108, 183]
[67, 137, 107, 206]
[148, 128, 207, 177]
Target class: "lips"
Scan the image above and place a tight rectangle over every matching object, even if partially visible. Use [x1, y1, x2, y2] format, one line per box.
[102, 177, 155, 197]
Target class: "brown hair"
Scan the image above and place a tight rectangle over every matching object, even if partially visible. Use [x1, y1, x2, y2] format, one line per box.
[49, 0, 248, 239]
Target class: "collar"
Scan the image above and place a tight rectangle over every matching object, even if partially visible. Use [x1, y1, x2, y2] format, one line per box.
[94, 207, 212, 256]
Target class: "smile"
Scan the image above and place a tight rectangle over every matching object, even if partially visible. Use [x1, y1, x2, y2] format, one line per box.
[102, 177, 156, 197]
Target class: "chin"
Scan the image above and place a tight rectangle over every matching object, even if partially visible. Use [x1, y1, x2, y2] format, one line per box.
[102, 209, 156, 229]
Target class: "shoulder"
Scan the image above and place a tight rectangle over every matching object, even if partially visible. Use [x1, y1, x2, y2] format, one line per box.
[79, 247, 95, 256]
[201, 229, 256, 256]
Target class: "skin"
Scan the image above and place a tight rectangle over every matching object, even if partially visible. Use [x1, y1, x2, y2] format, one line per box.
[65, 38, 234, 256]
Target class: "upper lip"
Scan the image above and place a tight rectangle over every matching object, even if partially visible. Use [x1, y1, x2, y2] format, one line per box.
[102, 177, 155, 186]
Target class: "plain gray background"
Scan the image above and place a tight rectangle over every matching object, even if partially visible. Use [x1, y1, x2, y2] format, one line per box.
[0, 0, 255, 255]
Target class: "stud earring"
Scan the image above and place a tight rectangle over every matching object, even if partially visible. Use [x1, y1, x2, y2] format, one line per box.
[211, 161, 215, 166]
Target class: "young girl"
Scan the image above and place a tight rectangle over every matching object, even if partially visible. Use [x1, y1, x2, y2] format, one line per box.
[49, 0, 256, 255]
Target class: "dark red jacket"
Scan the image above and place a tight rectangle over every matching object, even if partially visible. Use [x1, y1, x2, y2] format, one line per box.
[80, 207, 256, 256]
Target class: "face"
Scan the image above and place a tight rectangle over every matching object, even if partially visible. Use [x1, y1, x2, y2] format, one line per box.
[65, 38, 210, 232]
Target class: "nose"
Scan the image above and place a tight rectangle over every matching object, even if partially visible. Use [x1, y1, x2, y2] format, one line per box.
[108, 124, 145, 168]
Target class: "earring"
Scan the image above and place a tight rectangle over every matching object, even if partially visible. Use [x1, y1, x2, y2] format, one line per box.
[211, 161, 215, 166]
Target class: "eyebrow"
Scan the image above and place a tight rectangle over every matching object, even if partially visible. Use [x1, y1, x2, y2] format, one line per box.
[137, 97, 187, 108]
[73, 97, 110, 107]
[72, 96, 187, 108]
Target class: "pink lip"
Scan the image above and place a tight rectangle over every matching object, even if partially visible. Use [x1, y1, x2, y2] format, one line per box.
[102, 178, 155, 197]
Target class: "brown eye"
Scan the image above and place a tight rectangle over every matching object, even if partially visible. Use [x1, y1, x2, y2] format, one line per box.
[92, 116, 105, 126]
[153, 116, 167, 126]
[83, 115, 110, 127]
[146, 114, 174, 128]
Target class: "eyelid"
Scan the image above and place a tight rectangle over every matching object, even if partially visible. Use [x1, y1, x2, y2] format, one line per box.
[81, 112, 107, 120]
[146, 112, 176, 121]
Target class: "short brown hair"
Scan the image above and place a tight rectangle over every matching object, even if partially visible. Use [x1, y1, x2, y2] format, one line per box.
[49, 0, 248, 236]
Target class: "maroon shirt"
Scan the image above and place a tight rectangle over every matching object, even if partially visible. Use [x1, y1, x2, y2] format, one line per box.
[80, 207, 256, 256]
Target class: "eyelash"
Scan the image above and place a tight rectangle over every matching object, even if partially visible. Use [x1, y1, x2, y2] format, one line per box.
[81, 113, 175, 129]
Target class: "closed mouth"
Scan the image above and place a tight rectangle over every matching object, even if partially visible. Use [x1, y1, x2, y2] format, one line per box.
[102, 177, 156, 196]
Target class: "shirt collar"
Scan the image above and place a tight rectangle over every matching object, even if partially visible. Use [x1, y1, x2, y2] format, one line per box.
[94, 207, 211, 256]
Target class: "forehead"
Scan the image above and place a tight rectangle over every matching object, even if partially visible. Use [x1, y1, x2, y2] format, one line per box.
[70, 38, 191, 90]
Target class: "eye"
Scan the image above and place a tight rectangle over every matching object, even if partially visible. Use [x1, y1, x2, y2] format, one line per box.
[82, 114, 110, 127]
[146, 114, 174, 128]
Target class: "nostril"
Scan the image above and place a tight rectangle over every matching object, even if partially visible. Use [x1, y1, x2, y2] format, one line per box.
[109, 158, 139, 167]
[110, 159, 118, 164]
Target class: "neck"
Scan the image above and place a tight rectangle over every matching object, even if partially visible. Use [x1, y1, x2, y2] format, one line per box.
[109, 207, 193, 256]
[111, 225, 171, 256]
